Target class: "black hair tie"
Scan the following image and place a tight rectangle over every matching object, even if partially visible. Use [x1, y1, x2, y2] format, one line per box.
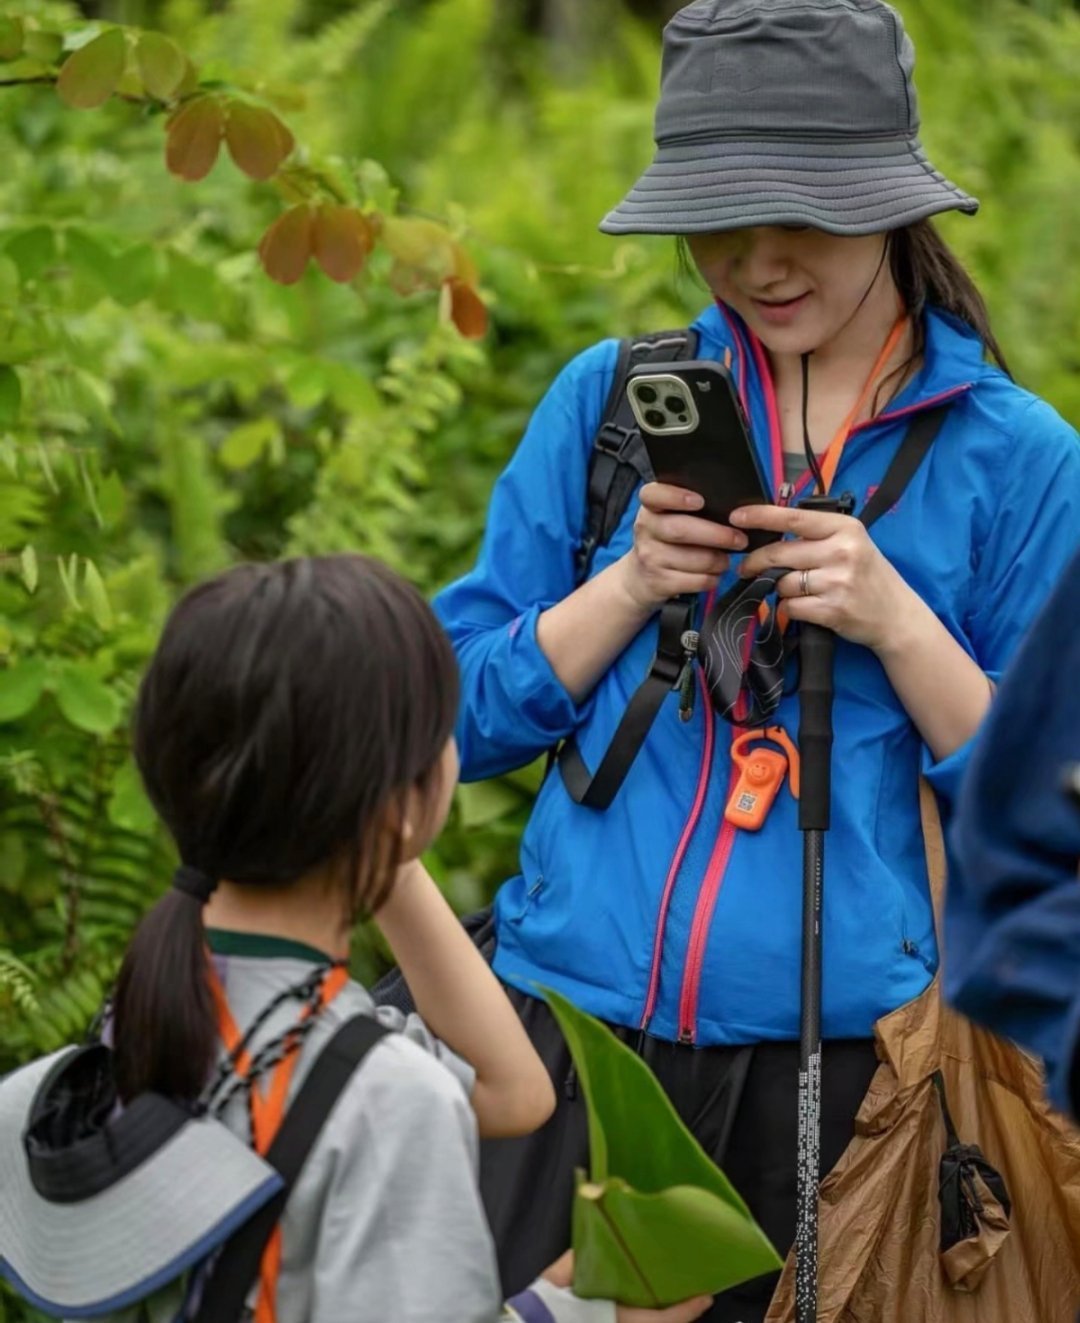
[173, 864, 218, 904]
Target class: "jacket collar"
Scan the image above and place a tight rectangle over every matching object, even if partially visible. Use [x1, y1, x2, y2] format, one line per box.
[692, 301, 995, 411]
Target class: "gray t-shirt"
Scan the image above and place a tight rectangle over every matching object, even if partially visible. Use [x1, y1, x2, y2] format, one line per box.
[97, 934, 503, 1323]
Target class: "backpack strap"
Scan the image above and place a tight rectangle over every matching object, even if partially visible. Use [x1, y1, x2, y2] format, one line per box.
[192, 1013, 390, 1323]
[559, 402, 953, 811]
[575, 329, 700, 582]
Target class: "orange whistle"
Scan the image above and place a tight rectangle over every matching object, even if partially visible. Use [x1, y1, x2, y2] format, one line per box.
[725, 726, 801, 831]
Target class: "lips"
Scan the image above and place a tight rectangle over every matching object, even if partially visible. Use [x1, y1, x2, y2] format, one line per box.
[750, 291, 811, 326]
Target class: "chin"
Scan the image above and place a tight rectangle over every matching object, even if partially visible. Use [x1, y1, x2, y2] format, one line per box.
[748, 321, 822, 357]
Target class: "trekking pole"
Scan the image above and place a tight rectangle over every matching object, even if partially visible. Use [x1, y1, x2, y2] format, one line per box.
[794, 491, 854, 1323]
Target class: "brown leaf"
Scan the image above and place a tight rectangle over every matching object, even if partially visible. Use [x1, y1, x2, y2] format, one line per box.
[258, 206, 314, 286]
[224, 101, 295, 181]
[446, 277, 487, 339]
[57, 28, 126, 110]
[312, 206, 374, 283]
[135, 30, 187, 101]
[165, 95, 224, 181]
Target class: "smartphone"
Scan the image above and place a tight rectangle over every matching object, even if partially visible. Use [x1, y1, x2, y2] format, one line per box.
[627, 359, 778, 551]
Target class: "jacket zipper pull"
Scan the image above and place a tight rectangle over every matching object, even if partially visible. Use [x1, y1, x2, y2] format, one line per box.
[677, 629, 699, 722]
[777, 481, 795, 508]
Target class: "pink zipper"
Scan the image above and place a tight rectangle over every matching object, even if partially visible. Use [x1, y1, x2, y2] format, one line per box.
[640, 666, 715, 1029]
[676, 761, 740, 1041]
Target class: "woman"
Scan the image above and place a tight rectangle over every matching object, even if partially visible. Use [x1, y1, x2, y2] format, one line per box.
[433, 2, 1080, 1320]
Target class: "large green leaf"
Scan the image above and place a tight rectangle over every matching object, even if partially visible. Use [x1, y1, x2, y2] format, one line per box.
[541, 987, 782, 1307]
[53, 662, 122, 735]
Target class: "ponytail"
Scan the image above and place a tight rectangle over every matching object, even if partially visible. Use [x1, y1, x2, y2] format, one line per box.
[112, 888, 217, 1104]
[889, 219, 1010, 376]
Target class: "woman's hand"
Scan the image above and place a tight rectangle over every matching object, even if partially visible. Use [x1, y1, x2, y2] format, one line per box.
[541, 1251, 713, 1322]
[732, 503, 918, 652]
[618, 483, 748, 613]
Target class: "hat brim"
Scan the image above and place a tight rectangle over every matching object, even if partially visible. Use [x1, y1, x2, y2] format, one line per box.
[599, 137, 978, 237]
[0, 1051, 283, 1318]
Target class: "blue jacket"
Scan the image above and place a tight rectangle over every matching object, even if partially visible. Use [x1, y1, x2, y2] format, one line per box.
[435, 303, 1080, 1046]
[946, 547, 1080, 1116]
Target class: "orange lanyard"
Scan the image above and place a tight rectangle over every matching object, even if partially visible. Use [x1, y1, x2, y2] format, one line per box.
[208, 960, 349, 1323]
[807, 312, 910, 496]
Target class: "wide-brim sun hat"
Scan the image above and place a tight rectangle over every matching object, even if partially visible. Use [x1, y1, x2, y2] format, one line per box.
[600, 0, 979, 238]
[0, 1046, 282, 1317]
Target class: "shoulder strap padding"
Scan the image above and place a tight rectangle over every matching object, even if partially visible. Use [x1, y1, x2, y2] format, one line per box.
[576, 329, 700, 582]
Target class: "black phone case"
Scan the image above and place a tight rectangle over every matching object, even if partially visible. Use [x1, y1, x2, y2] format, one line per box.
[628, 359, 779, 552]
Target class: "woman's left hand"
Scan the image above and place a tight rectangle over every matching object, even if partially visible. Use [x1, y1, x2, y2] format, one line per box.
[731, 503, 916, 653]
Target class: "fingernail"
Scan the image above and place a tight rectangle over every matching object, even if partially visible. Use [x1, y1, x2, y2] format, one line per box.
[733, 533, 749, 550]
[685, 492, 704, 509]
[730, 510, 746, 525]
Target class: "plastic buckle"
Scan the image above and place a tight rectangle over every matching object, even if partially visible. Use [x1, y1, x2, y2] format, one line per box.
[594, 422, 639, 460]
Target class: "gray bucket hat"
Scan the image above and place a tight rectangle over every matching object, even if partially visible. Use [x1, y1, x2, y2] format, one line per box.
[0, 1047, 282, 1317]
[601, 0, 978, 237]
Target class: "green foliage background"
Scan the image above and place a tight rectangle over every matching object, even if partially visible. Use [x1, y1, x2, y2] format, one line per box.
[0, 0, 1077, 1262]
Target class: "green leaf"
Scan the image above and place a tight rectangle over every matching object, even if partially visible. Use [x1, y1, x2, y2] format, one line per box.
[108, 244, 160, 308]
[219, 417, 280, 471]
[55, 554, 80, 610]
[0, 17, 24, 62]
[57, 28, 127, 110]
[83, 560, 113, 630]
[0, 657, 47, 723]
[107, 756, 156, 835]
[0, 366, 21, 427]
[22, 30, 63, 64]
[5, 226, 57, 282]
[541, 988, 782, 1306]
[53, 662, 122, 735]
[20, 544, 38, 595]
[135, 30, 187, 100]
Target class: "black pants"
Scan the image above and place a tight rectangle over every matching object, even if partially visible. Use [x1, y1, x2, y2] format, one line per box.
[480, 985, 878, 1323]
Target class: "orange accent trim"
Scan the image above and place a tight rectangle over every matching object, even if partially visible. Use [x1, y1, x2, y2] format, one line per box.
[209, 959, 349, 1323]
[816, 313, 909, 495]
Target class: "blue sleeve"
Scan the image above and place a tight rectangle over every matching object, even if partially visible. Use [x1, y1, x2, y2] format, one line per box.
[434, 341, 620, 781]
[945, 544, 1080, 1115]
[923, 398, 1080, 808]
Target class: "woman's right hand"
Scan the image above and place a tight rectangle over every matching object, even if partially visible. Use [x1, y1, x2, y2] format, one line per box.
[618, 482, 748, 612]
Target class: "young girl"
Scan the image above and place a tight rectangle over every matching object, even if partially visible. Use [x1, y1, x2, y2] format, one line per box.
[0, 555, 710, 1323]
[434, 2, 1080, 1319]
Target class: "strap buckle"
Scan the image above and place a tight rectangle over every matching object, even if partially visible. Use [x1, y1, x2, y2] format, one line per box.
[594, 421, 639, 461]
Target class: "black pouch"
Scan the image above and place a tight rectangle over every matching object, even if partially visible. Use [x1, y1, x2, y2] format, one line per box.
[933, 1070, 1012, 1291]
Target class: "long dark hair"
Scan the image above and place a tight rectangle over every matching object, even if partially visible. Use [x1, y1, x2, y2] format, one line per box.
[888, 219, 1009, 376]
[112, 555, 458, 1103]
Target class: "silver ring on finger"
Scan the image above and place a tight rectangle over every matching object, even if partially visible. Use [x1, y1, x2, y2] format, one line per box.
[800, 569, 813, 597]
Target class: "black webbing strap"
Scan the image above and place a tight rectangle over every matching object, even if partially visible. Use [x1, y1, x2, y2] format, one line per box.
[575, 329, 699, 581]
[558, 402, 952, 811]
[558, 596, 695, 810]
[192, 1013, 390, 1323]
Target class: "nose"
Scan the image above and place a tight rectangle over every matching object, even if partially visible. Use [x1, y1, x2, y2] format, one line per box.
[732, 228, 796, 289]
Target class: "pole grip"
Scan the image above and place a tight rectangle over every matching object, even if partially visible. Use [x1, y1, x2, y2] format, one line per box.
[798, 623, 836, 832]
[796, 490, 853, 833]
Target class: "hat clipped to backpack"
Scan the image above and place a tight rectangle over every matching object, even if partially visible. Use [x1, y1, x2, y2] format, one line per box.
[601, 0, 978, 237]
[0, 1045, 282, 1318]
